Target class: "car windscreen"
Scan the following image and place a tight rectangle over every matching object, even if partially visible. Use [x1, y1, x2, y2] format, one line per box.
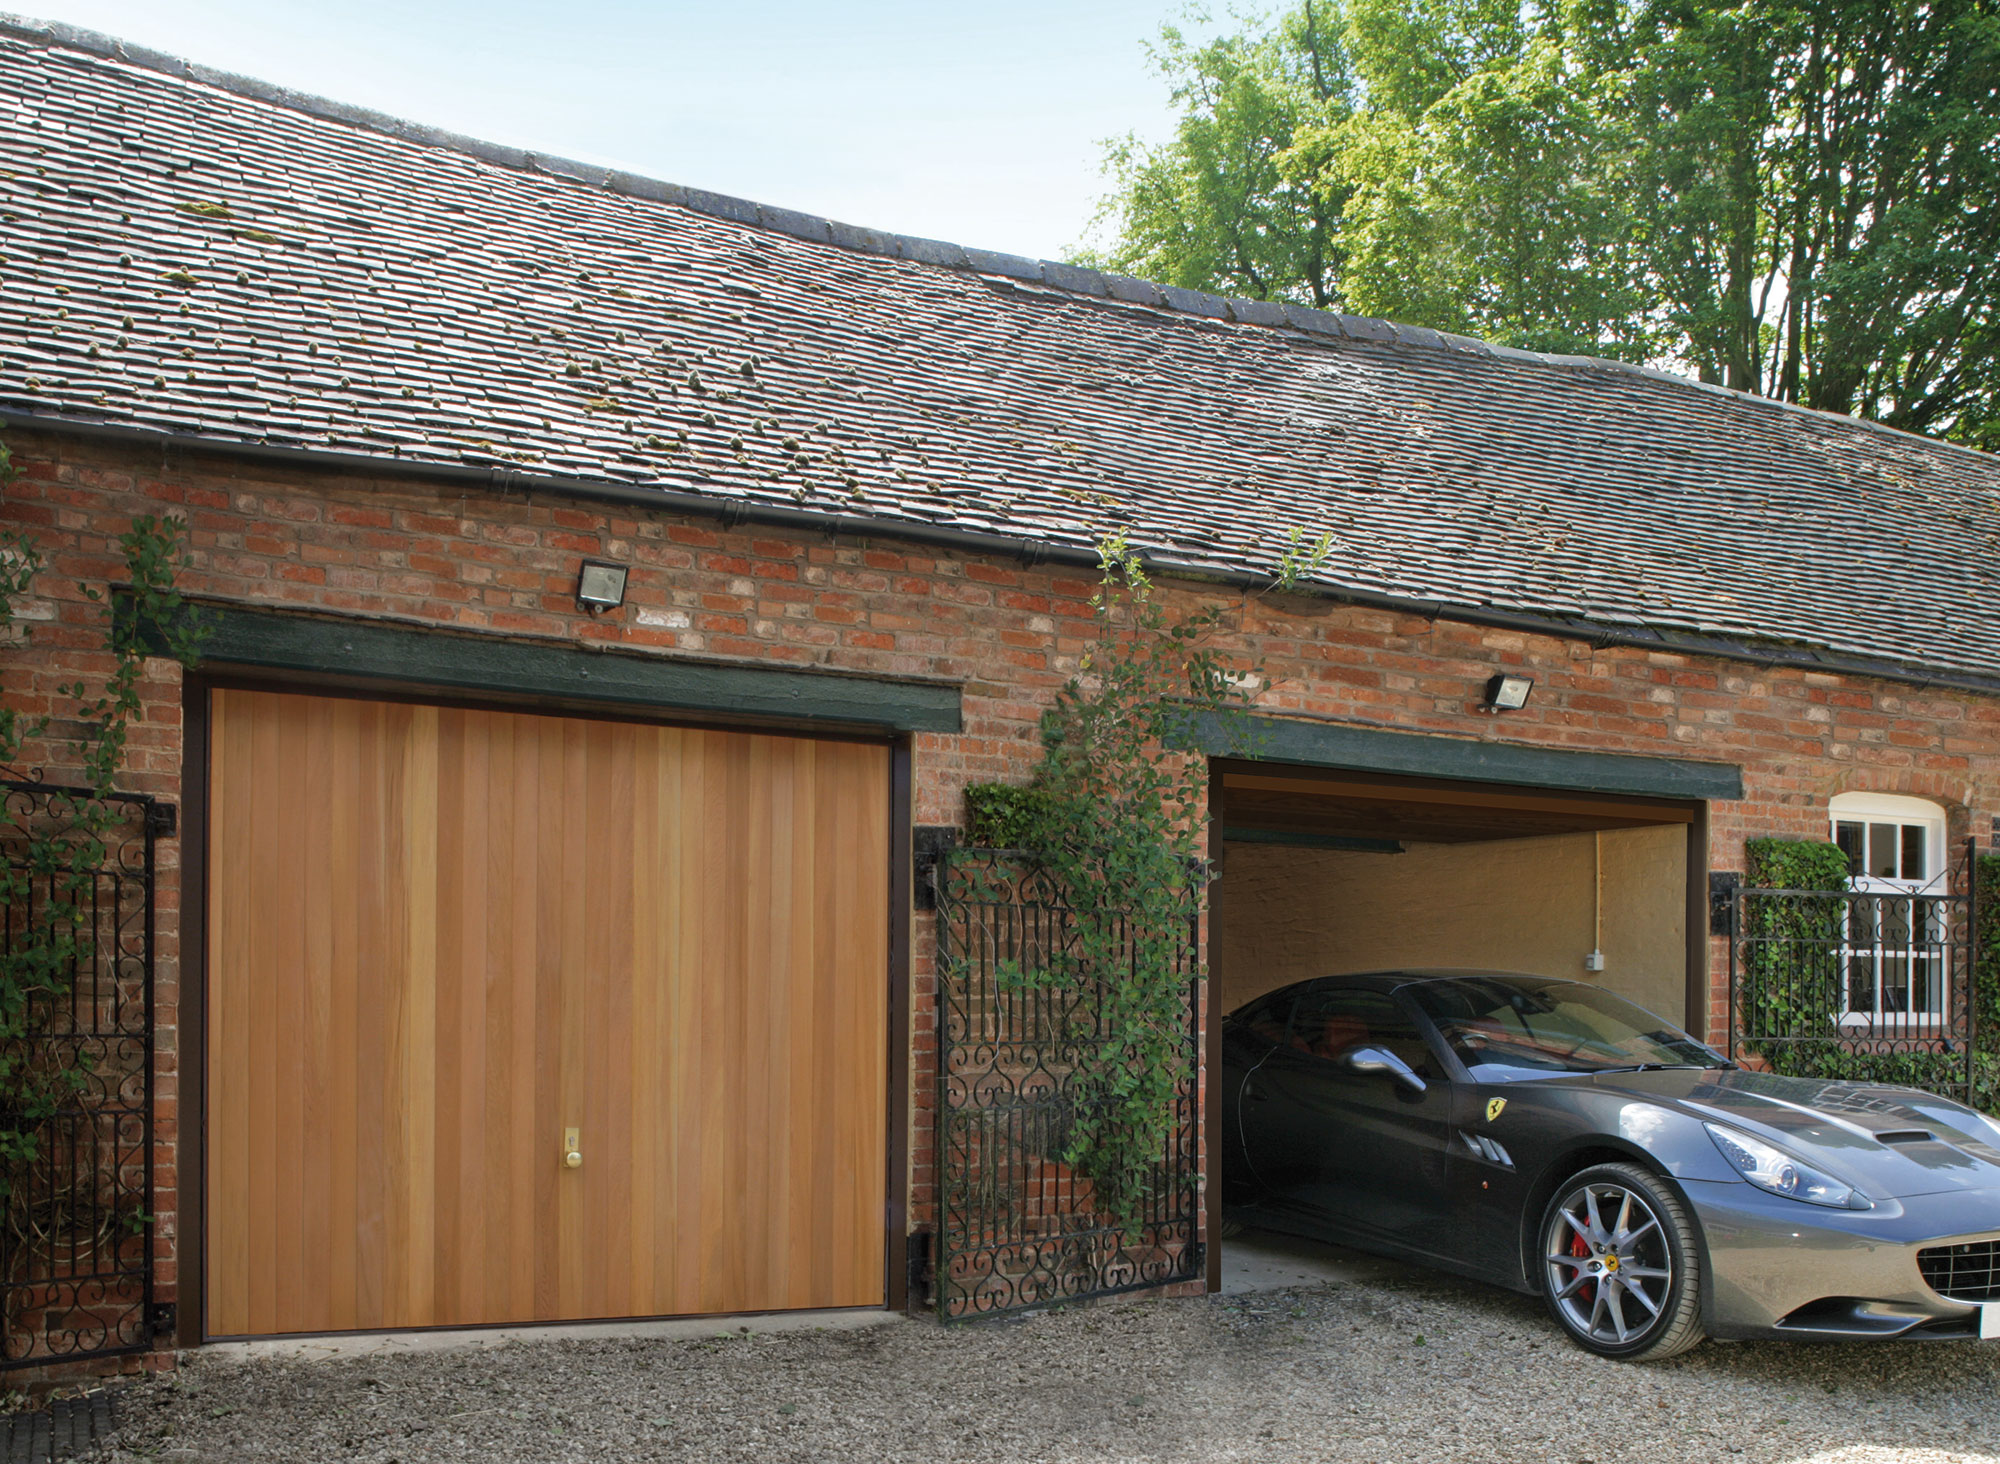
[1404, 977, 1728, 1081]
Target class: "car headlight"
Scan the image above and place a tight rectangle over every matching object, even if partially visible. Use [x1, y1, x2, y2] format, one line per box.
[1704, 1123, 1870, 1210]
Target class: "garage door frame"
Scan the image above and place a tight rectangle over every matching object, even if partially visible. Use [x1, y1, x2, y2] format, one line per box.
[178, 641, 930, 1347]
[1203, 738, 1732, 1296]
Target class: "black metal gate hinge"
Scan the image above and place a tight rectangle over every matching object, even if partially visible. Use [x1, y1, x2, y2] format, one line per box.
[906, 1229, 934, 1309]
[144, 801, 177, 838]
[912, 826, 958, 911]
[1707, 871, 1740, 937]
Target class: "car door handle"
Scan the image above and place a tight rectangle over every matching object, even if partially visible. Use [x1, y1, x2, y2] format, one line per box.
[1244, 1081, 1270, 1102]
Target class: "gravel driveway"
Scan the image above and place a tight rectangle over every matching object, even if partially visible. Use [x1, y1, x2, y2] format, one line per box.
[88, 1266, 2000, 1464]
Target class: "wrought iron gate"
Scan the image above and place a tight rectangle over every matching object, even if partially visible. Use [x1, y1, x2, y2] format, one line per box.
[1729, 838, 1979, 1102]
[932, 848, 1203, 1318]
[0, 780, 159, 1368]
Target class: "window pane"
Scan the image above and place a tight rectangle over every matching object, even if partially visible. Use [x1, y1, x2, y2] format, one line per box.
[1846, 954, 1877, 1018]
[1289, 988, 1435, 1077]
[1407, 977, 1723, 1077]
[1918, 898, 1949, 943]
[1846, 897, 1880, 946]
[1242, 992, 1295, 1045]
[1835, 821, 1866, 877]
[1869, 822, 1900, 879]
[1882, 950, 1911, 1013]
[1914, 955, 1942, 1017]
[1901, 825, 1927, 883]
[1883, 897, 1912, 948]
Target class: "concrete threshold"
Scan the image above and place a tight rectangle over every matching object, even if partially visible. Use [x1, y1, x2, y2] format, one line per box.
[1220, 1226, 1420, 1295]
[199, 1308, 901, 1364]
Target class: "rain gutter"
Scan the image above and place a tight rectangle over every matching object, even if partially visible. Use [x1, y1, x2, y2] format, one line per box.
[7, 409, 1998, 701]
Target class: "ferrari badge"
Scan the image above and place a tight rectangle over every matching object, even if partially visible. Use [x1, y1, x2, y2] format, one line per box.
[1486, 1097, 1507, 1123]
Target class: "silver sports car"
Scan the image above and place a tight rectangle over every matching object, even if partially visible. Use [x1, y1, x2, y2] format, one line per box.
[1220, 970, 2000, 1360]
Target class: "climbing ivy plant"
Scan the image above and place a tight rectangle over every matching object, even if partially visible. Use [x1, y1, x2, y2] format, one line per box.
[961, 531, 1327, 1227]
[0, 437, 204, 1193]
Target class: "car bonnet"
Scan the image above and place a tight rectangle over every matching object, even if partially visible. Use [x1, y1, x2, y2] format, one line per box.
[1583, 1067, 2000, 1200]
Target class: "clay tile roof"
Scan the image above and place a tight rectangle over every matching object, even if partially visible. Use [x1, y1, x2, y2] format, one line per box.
[2, 16, 1998, 690]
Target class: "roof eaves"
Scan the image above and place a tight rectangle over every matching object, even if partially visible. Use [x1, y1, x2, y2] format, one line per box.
[7, 405, 1997, 703]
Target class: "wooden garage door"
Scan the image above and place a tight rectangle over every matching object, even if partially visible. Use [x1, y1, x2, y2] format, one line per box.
[205, 688, 889, 1336]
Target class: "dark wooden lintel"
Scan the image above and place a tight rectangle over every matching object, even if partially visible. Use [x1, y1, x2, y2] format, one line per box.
[141, 600, 963, 734]
[1200, 712, 1742, 804]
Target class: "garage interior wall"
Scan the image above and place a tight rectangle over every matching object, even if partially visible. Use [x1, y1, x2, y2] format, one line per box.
[1214, 825, 1688, 1020]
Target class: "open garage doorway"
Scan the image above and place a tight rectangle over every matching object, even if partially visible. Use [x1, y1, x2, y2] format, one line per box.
[1203, 757, 1708, 1294]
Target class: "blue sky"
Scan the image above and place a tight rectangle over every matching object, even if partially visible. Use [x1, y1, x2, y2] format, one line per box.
[12, 0, 1206, 262]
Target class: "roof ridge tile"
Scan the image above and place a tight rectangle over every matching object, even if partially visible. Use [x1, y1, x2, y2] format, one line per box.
[1227, 297, 1286, 328]
[1159, 285, 1230, 320]
[756, 203, 833, 246]
[900, 235, 969, 270]
[963, 248, 1043, 283]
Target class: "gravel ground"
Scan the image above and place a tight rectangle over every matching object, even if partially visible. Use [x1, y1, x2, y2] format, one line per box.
[87, 1270, 2000, 1464]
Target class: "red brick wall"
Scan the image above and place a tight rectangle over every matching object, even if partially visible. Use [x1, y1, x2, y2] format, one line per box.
[3, 427, 1996, 1369]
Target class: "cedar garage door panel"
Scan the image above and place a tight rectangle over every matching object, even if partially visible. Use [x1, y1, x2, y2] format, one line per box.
[207, 688, 889, 1336]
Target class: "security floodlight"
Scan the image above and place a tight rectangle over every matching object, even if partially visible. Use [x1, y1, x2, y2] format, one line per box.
[576, 559, 629, 612]
[1481, 673, 1534, 712]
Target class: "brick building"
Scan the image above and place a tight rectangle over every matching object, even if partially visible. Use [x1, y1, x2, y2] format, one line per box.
[0, 18, 1996, 1372]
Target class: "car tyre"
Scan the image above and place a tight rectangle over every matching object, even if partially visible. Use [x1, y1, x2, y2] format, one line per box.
[1538, 1161, 1704, 1362]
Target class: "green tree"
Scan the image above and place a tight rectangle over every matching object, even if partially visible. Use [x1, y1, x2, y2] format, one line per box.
[1083, 4, 1355, 306]
[1085, 0, 2000, 447]
[1631, 0, 2000, 441]
[1311, 0, 1657, 357]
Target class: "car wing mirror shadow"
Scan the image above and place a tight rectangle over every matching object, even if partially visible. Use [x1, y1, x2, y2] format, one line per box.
[1339, 1045, 1427, 1096]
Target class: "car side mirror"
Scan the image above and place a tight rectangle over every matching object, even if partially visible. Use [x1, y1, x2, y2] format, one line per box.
[1340, 1045, 1427, 1096]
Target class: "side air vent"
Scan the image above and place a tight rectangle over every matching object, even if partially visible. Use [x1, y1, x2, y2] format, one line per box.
[1459, 1131, 1515, 1169]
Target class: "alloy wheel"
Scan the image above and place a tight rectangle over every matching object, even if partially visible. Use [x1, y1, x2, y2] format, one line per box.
[1542, 1180, 1675, 1348]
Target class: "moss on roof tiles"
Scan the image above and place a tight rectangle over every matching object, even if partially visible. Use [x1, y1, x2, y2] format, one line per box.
[0, 14, 1997, 687]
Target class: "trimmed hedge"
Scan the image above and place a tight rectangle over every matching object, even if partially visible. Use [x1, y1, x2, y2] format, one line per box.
[1744, 837, 1853, 891]
[963, 782, 1053, 851]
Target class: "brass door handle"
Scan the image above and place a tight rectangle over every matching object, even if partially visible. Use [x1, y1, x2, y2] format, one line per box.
[563, 1127, 582, 1170]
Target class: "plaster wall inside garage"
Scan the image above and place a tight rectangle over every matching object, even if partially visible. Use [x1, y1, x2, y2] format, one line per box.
[1213, 823, 1688, 1021]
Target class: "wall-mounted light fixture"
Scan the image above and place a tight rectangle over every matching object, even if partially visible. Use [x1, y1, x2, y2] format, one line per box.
[575, 559, 629, 613]
[1480, 672, 1534, 712]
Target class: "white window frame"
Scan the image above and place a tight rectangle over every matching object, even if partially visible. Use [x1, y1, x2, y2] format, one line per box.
[1828, 793, 1950, 1032]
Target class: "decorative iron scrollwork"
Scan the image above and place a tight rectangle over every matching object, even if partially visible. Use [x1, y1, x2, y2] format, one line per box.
[0, 780, 156, 1368]
[1728, 839, 1979, 1101]
[933, 848, 1202, 1318]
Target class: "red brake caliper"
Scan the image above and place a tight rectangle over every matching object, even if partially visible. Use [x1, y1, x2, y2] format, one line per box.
[1571, 1230, 1593, 1306]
